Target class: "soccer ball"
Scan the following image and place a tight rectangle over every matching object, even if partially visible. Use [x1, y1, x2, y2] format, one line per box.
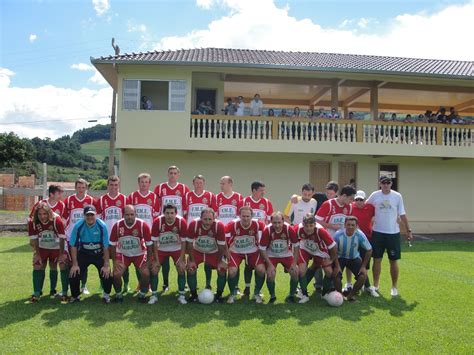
[198, 289, 214, 304]
[326, 291, 344, 307]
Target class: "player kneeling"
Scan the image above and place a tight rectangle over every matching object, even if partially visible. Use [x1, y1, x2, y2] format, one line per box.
[110, 205, 153, 303]
[296, 214, 341, 301]
[334, 217, 372, 302]
[226, 206, 266, 304]
[186, 208, 228, 303]
[258, 212, 300, 303]
[150, 204, 188, 305]
[27, 203, 68, 303]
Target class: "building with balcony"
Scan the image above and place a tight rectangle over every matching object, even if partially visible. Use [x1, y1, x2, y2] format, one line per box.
[91, 48, 474, 233]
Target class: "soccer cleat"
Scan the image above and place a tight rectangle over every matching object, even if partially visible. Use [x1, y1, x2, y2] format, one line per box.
[314, 283, 323, 291]
[177, 295, 187, 305]
[243, 287, 250, 297]
[102, 295, 111, 304]
[296, 287, 303, 299]
[285, 295, 296, 303]
[60, 295, 69, 304]
[253, 294, 263, 304]
[49, 290, 58, 298]
[227, 295, 235, 304]
[26, 295, 39, 304]
[81, 287, 90, 295]
[113, 295, 124, 303]
[162, 284, 169, 292]
[187, 293, 198, 303]
[147, 295, 158, 305]
[214, 295, 225, 304]
[268, 296, 277, 304]
[298, 295, 310, 304]
[390, 287, 399, 297]
[69, 296, 81, 304]
[367, 286, 380, 298]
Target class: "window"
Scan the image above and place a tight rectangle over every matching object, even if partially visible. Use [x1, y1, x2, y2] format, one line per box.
[379, 164, 398, 191]
[122, 79, 186, 112]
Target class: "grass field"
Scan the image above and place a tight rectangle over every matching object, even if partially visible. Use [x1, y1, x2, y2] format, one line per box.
[0, 236, 472, 353]
[80, 140, 119, 162]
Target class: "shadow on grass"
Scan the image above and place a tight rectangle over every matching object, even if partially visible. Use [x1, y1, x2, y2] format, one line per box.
[0, 243, 31, 254]
[0, 290, 418, 329]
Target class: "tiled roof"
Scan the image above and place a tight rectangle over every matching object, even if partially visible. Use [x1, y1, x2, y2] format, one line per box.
[91, 48, 474, 78]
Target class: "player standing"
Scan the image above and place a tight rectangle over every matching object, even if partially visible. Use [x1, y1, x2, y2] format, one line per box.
[29, 184, 66, 220]
[185, 175, 215, 224]
[284, 183, 317, 225]
[225, 206, 266, 304]
[27, 203, 67, 303]
[150, 204, 188, 304]
[186, 208, 228, 303]
[259, 212, 300, 303]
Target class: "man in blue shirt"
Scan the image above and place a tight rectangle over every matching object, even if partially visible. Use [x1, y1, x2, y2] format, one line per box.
[68, 205, 112, 303]
[333, 216, 372, 302]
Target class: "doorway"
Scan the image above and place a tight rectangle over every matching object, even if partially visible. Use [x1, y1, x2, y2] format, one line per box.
[338, 162, 357, 189]
[309, 161, 331, 192]
[196, 89, 217, 112]
[379, 164, 399, 191]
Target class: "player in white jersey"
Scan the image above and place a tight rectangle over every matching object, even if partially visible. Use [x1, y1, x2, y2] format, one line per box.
[284, 183, 317, 225]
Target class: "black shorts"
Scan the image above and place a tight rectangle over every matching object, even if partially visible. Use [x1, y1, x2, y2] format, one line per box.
[359, 247, 371, 270]
[338, 257, 363, 277]
[372, 231, 401, 260]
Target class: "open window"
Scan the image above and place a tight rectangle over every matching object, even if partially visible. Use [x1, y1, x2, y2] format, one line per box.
[122, 79, 187, 112]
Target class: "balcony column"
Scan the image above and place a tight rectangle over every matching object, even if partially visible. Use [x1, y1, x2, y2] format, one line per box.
[370, 84, 378, 120]
[343, 107, 349, 119]
[331, 80, 339, 111]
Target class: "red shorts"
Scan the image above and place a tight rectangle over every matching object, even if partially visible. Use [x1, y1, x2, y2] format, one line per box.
[192, 250, 226, 273]
[269, 256, 294, 272]
[298, 249, 332, 268]
[229, 251, 264, 269]
[115, 253, 147, 269]
[34, 248, 60, 266]
[157, 250, 181, 265]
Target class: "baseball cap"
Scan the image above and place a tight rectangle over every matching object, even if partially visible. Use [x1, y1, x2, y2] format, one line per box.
[355, 190, 366, 200]
[379, 175, 392, 183]
[84, 205, 97, 215]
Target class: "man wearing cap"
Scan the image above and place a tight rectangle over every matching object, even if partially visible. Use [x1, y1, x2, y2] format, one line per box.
[68, 205, 113, 303]
[366, 176, 413, 297]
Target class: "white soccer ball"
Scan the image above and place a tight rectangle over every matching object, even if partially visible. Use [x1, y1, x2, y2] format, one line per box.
[326, 291, 344, 307]
[198, 289, 214, 304]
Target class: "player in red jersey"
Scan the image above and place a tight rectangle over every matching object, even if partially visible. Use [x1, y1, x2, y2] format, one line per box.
[96, 175, 130, 292]
[27, 202, 67, 303]
[29, 184, 66, 221]
[110, 205, 153, 303]
[296, 214, 340, 301]
[154, 166, 190, 292]
[215, 176, 243, 226]
[259, 212, 300, 304]
[242, 181, 274, 296]
[126, 173, 160, 292]
[63, 178, 95, 295]
[150, 204, 188, 304]
[186, 208, 228, 303]
[185, 175, 216, 224]
[225, 206, 266, 304]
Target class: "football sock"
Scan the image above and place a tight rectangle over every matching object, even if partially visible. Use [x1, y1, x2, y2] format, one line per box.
[150, 274, 159, 292]
[187, 273, 198, 292]
[217, 273, 227, 294]
[254, 273, 265, 295]
[60, 269, 69, 295]
[365, 277, 371, 288]
[299, 275, 308, 295]
[135, 267, 141, 284]
[305, 268, 315, 283]
[162, 258, 170, 286]
[204, 264, 213, 287]
[122, 268, 130, 288]
[244, 265, 253, 285]
[266, 280, 276, 298]
[49, 269, 58, 292]
[33, 269, 45, 297]
[322, 275, 333, 295]
[177, 274, 186, 293]
[80, 268, 88, 289]
[289, 278, 298, 296]
[228, 275, 238, 294]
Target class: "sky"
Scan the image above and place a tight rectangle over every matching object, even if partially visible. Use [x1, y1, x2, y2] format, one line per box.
[1, 0, 473, 139]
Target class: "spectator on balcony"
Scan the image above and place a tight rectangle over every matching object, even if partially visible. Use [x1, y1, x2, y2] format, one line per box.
[418, 114, 428, 123]
[235, 96, 245, 116]
[329, 108, 340, 119]
[403, 114, 414, 123]
[306, 108, 315, 119]
[391, 113, 397, 121]
[250, 94, 263, 116]
[377, 113, 386, 121]
[435, 107, 448, 123]
[141, 96, 153, 110]
[279, 109, 288, 118]
[447, 107, 458, 122]
[205, 101, 215, 115]
[292, 107, 301, 118]
[268, 108, 275, 117]
[224, 98, 236, 116]
[348, 111, 355, 120]
[424, 110, 435, 123]
[315, 108, 326, 118]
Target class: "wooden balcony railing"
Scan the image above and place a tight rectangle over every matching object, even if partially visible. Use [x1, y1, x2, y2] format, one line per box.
[190, 115, 473, 147]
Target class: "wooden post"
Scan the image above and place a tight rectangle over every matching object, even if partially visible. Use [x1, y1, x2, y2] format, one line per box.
[331, 80, 338, 110]
[271, 118, 279, 140]
[370, 84, 378, 120]
[436, 125, 443, 145]
[343, 107, 349, 119]
[356, 121, 364, 142]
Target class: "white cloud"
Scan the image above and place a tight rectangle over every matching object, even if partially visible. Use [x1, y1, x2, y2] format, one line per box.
[151, 0, 474, 60]
[29, 34, 38, 43]
[0, 67, 111, 139]
[92, 0, 110, 16]
[71, 63, 108, 85]
[127, 21, 147, 33]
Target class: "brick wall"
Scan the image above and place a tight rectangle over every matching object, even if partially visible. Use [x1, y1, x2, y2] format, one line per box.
[18, 175, 35, 188]
[0, 174, 15, 187]
[3, 194, 35, 211]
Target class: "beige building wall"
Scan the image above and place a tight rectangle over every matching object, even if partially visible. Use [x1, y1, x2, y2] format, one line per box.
[119, 149, 474, 234]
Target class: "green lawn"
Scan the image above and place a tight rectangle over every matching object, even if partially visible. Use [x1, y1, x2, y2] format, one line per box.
[0, 237, 472, 353]
[80, 140, 119, 162]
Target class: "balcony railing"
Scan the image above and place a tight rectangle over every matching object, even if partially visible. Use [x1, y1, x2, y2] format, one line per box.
[190, 115, 473, 147]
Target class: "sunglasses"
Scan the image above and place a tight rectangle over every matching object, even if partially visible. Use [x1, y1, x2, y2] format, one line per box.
[381, 181, 392, 185]
[355, 198, 364, 201]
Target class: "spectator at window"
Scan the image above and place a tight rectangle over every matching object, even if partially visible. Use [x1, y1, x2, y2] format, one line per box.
[141, 96, 153, 110]
[224, 98, 236, 116]
[279, 109, 287, 118]
[436, 107, 447, 123]
[292, 107, 301, 118]
[268, 108, 275, 117]
[306, 108, 315, 119]
[329, 108, 339, 119]
[250, 94, 263, 116]
[235, 96, 245, 116]
[205, 101, 215, 115]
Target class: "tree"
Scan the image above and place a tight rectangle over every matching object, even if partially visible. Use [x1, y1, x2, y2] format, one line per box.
[0, 132, 34, 167]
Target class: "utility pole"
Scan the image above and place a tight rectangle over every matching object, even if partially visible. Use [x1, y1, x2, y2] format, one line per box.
[108, 38, 120, 176]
